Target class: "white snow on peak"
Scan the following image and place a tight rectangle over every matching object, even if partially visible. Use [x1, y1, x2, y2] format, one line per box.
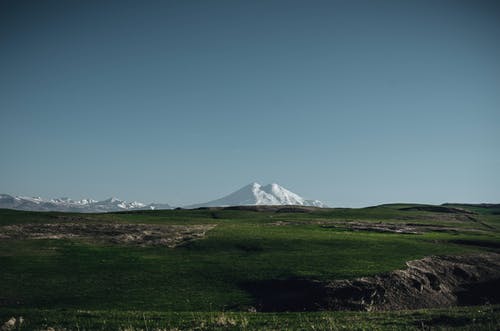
[261, 183, 305, 205]
[105, 197, 121, 203]
[186, 182, 327, 208]
[0, 182, 328, 212]
[19, 196, 45, 204]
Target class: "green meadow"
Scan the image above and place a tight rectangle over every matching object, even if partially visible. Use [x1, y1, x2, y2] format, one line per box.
[1, 203, 500, 330]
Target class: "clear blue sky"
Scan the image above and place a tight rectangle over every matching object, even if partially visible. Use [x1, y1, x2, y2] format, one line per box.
[1, 0, 499, 207]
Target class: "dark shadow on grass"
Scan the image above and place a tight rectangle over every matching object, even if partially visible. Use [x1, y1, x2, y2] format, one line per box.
[450, 239, 500, 249]
[240, 278, 327, 312]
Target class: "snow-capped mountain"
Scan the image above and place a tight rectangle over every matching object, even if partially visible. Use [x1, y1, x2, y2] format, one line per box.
[186, 182, 327, 208]
[0, 194, 171, 213]
[0, 183, 327, 212]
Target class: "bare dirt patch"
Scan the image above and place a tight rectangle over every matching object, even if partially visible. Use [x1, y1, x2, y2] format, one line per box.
[243, 253, 500, 312]
[0, 223, 216, 247]
[323, 221, 489, 234]
[320, 222, 422, 234]
[269, 220, 485, 235]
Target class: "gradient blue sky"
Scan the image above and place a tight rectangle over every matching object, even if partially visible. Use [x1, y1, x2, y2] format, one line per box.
[1, 0, 499, 207]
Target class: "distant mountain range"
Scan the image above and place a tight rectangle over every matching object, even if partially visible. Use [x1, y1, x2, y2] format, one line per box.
[0, 194, 171, 213]
[0, 182, 327, 212]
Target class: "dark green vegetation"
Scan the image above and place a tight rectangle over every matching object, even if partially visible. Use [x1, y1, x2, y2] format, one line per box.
[1, 305, 500, 330]
[1, 203, 500, 330]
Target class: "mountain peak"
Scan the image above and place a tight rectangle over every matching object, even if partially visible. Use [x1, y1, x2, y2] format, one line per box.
[248, 182, 261, 188]
[186, 182, 327, 208]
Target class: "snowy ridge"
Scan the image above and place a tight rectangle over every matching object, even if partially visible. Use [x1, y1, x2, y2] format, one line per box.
[0, 194, 171, 213]
[186, 182, 327, 208]
[0, 182, 327, 212]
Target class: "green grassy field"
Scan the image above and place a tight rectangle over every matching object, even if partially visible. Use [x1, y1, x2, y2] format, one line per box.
[1, 305, 500, 330]
[1, 204, 500, 330]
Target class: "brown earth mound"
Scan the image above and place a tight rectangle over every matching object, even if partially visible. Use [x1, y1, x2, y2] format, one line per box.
[0, 223, 216, 247]
[244, 253, 500, 312]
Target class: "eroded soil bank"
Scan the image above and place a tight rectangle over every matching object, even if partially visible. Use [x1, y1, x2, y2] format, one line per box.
[244, 253, 500, 312]
[0, 223, 216, 247]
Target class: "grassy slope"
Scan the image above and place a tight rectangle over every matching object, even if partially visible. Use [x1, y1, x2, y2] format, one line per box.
[0, 204, 499, 329]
